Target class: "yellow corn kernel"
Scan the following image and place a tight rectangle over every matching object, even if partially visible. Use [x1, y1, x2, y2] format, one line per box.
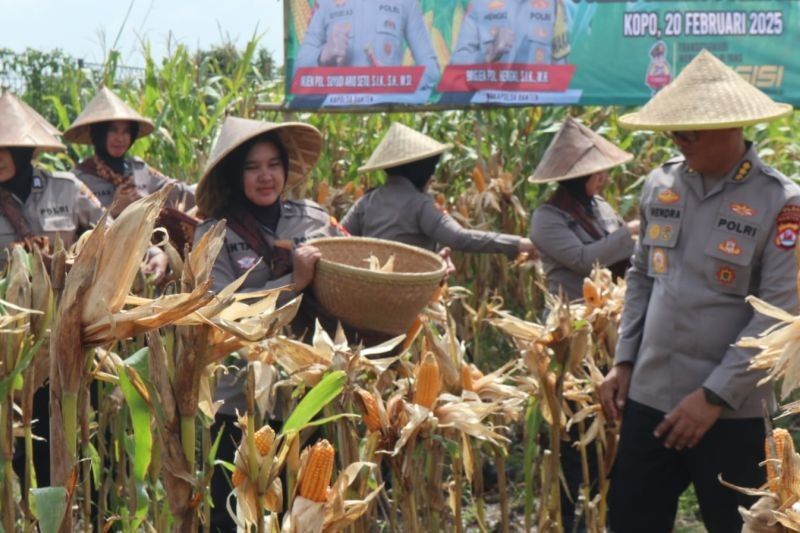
[413, 352, 441, 409]
[472, 166, 488, 193]
[298, 439, 335, 503]
[232, 467, 246, 488]
[355, 388, 382, 432]
[254, 425, 276, 457]
[461, 364, 475, 393]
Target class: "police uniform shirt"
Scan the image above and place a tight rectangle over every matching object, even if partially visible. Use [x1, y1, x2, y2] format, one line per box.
[194, 198, 342, 416]
[295, 0, 441, 90]
[615, 144, 800, 419]
[341, 175, 521, 255]
[0, 168, 104, 251]
[74, 156, 196, 210]
[451, 0, 569, 65]
[530, 196, 634, 300]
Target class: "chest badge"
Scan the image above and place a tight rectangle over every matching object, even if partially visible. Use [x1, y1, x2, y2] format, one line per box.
[648, 223, 661, 240]
[718, 238, 742, 256]
[532, 0, 549, 8]
[717, 266, 736, 285]
[657, 189, 680, 204]
[652, 247, 668, 274]
[488, 0, 505, 9]
[730, 203, 756, 217]
[236, 256, 258, 270]
[32, 176, 43, 190]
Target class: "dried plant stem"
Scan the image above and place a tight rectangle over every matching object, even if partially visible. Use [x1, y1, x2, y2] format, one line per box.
[0, 401, 15, 532]
[451, 445, 463, 533]
[20, 376, 35, 527]
[180, 416, 196, 474]
[81, 387, 92, 530]
[472, 440, 487, 532]
[494, 444, 509, 533]
[577, 419, 594, 531]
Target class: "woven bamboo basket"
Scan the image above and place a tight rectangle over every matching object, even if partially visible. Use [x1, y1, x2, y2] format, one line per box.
[308, 237, 447, 335]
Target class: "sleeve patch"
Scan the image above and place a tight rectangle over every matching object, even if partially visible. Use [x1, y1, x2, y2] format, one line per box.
[774, 205, 800, 250]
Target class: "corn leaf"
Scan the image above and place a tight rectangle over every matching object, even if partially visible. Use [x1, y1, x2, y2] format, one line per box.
[30, 487, 68, 533]
[281, 370, 346, 436]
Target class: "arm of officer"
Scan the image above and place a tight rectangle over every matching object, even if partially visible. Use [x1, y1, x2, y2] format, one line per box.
[295, 2, 328, 69]
[148, 167, 196, 210]
[340, 197, 364, 236]
[703, 198, 800, 410]
[405, 0, 441, 89]
[529, 205, 635, 276]
[450, 3, 481, 65]
[74, 179, 106, 230]
[418, 195, 521, 256]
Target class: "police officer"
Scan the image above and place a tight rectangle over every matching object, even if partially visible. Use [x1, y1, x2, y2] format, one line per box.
[599, 50, 798, 532]
[1, 92, 104, 492]
[342, 122, 536, 258]
[0, 92, 103, 255]
[294, 0, 441, 90]
[64, 87, 195, 216]
[194, 116, 341, 531]
[450, 0, 570, 65]
[529, 116, 637, 300]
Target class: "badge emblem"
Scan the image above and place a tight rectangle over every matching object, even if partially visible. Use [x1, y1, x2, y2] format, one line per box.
[535, 27, 548, 39]
[384, 18, 396, 30]
[334, 0, 346, 6]
[648, 223, 661, 241]
[717, 266, 736, 285]
[383, 40, 393, 55]
[661, 225, 673, 242]
[733, 161, 752, 182]
[730, 203, 756, 217]
[532, 0, 549, 8]
[32, 176, 43, 190]
[488, 0, 505, 9]
[652, 247, 668, 274]
[535, 48, 545, 63]
[718, 239, 742, 256]
[657, 189, 680, 204]
[236, 256, 258, 270]
[775, 205, 800, 250]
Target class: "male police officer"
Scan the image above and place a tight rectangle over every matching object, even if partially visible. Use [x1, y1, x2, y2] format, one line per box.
[600, 50, 798, 532]
[450, 0, 570, 65]
[294, 0, 440, 91]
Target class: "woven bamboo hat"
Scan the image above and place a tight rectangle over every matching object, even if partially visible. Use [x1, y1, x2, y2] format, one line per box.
[358, 123, 451, 173]
[196, 116, 323, 211]
[0, 92, 65, 152]
[529, 117, 632, 184]
[63, 87, 155, 144]
[619, 49, 792, 131]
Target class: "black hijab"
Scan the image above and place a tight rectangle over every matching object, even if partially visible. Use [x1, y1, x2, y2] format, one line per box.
[385, 155, 441, 191]
[2, 148, 35, 202]
[558, 174, 593, 210]
[90, 121, 139, 175]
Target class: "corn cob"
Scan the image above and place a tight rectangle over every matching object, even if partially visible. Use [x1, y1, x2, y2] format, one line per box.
[255, 425, 276, 456]
[470, 365, 484, 382]
[472, 166, 488, 193]
[413, 352, 441, 409]
[355, 388, 382, 432]
[461, 364, 475, 392]
[232, 467, 246, 487]
[583, 278, 604, 308]
[298, 439, 335, 503]
[292, 0, 313, 43]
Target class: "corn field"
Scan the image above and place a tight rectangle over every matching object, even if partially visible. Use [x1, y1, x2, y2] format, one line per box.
[2, 38, 800, 532]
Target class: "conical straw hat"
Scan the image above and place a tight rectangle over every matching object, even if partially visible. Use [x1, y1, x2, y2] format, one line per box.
[528, 117, 632, 184]
[358, 123, 451, 173]
[63, 86, 155, 144]
[0, 92, 65, 152]
[619, 49, 792, 131]
[196, 116, 323, 210]
[17, 97, 62, 137]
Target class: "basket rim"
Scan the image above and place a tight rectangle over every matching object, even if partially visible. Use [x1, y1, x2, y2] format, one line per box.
[307, 236, 447, 282]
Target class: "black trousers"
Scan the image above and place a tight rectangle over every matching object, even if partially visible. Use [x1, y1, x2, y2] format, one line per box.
[210, 414, 242, 533]
[609, 400, 764, 533]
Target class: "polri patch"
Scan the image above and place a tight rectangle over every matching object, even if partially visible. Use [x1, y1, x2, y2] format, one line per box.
[657, 189, 680, 204]
[717, 266, 736, 285]
[774, 205, 800, 250]
[236, 255, 258, 270]
[32, 175, 43, 190]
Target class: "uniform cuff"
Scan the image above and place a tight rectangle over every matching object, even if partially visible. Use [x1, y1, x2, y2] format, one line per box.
[613, 339, 639, 366]
[702, 373, 741, 411]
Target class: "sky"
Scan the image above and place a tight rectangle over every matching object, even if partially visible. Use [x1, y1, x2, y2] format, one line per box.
[1, 0, 286, 67]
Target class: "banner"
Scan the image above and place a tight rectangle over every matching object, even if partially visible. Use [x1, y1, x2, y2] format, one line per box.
[284, 0, 798, 110]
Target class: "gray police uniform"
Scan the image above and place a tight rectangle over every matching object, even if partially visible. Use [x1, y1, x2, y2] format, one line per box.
[530, 196, 634, 300]
[341, 175, 521, 255]
[295, 0, 441, 90]
[194, 198, 341, 416]
[616, 145, 800, 419]
[0, 168, 104, 251]
[451, 0, 568, 65]
[74, 156, 195, 210]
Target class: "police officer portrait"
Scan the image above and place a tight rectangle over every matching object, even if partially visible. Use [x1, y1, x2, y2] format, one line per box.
[599, 50, 798, 533]
[291, 0, 441, 107]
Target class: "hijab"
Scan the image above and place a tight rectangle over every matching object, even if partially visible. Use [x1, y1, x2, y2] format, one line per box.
[90, 121, 139, 175]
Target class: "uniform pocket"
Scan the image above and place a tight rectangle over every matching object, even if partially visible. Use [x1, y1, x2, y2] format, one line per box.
[41, 215, 76, 233]
[703, 229, 757, 296]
